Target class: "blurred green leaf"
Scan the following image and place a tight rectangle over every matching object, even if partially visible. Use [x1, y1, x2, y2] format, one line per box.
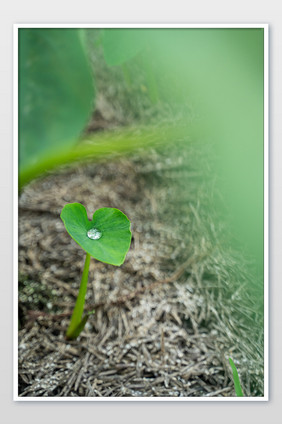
[19, 28, 94, 170]
[102, 29, 149, 66]
[19, 123, 199, 190]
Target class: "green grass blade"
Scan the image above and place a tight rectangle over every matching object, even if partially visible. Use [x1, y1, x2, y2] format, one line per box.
[229, 358, 244, 397]
[19, 123, 202, 191]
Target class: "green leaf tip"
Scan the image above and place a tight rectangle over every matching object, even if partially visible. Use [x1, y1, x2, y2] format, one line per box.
[229, 357, 244, 397]
[60, 203, 132, 266]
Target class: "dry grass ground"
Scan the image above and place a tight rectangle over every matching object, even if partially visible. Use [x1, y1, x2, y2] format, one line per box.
[18, 139, 264, 397]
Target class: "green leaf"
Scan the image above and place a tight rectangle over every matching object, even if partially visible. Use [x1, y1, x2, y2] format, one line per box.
[102, 29, 149, 66]
[19, 28, 94, 171]
[60, 203, 132, 266]
[229, 358, 244, 397]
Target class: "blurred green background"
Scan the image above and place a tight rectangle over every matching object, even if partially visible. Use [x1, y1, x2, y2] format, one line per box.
[19, 27, 265, 293]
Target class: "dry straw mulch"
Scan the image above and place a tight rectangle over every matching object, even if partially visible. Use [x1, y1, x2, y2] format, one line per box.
[18, 140, 264, 398]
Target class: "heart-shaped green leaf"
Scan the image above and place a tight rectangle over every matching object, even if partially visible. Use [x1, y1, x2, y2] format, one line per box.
[60, 203, 131, 266]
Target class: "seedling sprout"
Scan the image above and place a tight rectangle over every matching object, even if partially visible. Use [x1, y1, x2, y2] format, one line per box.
[60, 203, 132, 340]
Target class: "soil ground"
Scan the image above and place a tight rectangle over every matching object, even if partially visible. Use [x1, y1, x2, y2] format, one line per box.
[18, 140, 264, 397]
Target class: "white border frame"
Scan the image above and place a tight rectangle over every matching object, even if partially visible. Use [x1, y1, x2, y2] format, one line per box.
[13, 23, 269, 402]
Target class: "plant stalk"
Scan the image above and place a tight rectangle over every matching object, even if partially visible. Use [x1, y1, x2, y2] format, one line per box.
[66, 253, 91, 339]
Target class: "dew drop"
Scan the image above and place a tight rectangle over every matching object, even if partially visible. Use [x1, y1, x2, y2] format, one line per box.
[87, 228, 102, 240]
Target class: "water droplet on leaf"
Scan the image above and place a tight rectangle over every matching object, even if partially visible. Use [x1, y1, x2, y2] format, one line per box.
[87, 228, 102, 240]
